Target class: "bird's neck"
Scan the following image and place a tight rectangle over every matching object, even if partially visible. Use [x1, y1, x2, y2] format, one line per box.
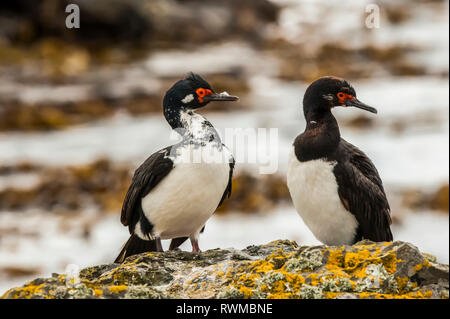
[295, 109, 341, 161]
[165, 107, 221, 145]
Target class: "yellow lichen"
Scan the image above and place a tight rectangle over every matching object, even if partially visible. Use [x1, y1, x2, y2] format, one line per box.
[109, 285, 128, 294]
[238, 286, 254, 298]
[267, 292, 293, 299]
[396, 277, 409, 291]
[307, 274, 320, 286]
[358, 289, 435, 299]
[324, 245, 403, 280]
[251, 259, 275, 273]
[414, 259, 431, 272]
[326, 249, 345, 269]
[381, 253, 401, 274]
[344, 250, 372, 269]
[4, 283, 45, 299]
[216, 270, 225, 277]
[2, 241, 444, 300]
[325, 292, 340, 299]
[94, 288, 103, 296]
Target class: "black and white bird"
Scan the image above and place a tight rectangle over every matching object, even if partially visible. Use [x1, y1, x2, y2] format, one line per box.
[287, 76, 393, 246]
[115, 73, 238, 263]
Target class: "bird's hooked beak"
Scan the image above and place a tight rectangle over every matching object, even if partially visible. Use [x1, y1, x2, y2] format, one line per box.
[345, 98, 377, 114]
[203, 92, 239, 102]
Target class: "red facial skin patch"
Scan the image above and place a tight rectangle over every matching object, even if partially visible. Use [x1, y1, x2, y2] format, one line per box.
[196, 88, 213, 103]
[337, 92, 355, 105]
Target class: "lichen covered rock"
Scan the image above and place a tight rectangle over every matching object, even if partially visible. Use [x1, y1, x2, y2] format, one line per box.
[2, 240, 448, 299]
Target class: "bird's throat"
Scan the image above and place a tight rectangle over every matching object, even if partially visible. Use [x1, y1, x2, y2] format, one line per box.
[178, 110, 221, 145]
[295, 111, 341, 162]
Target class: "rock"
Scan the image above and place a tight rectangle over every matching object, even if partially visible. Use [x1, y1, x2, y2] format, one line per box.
[2, 240, 448, 299]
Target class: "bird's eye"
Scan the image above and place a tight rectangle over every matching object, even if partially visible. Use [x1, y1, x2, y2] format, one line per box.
[196, 88, 206, 97]
[337, 92, 345, 100]
[196, 88, 213, 103]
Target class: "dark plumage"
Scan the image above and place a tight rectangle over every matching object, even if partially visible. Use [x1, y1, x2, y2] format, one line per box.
[287, 76, 393, 245]
[331, 139, 392, 242]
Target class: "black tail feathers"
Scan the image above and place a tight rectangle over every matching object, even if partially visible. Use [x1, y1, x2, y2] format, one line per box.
[114, 234, 157, 263]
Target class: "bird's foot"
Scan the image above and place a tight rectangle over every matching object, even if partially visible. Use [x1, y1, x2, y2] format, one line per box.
[190, 238, 201, 254]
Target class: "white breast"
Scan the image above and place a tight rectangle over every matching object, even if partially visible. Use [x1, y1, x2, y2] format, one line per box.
[138, 145, 230, 240]
[287, 146, 358, 245]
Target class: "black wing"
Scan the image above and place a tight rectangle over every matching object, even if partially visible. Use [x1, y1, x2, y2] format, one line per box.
[218, 152, 235, 208]
[121, 146, 174, 234]
[332, 139, 393, 242]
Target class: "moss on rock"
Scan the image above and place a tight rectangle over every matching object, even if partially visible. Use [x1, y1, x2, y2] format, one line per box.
[1, 240, 448, 299]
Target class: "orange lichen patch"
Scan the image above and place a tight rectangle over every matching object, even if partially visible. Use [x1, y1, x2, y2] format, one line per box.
[358, 292, 386, 299]
[233, 273, 259, 289]
[1, 282, 48, 299]
[93, 288, 103, 296]
[267, 292, 294, 299]
[380, 253, 401, 274]
[358, 290, 435, 299]
[326, 248, 345, 269]
[307, 274, 320, 286]
[353, 242, 379, 248]
[237, 286, 254, 298]
[221, 250, 303, 298]
[270, 280, 286, 293]
[414, 259, 431, 272]
[259, 280, 285, 297]
[325, 292, 340, 299]
[324, 245, 403, 279]
[262, 279, 300, 299]
[396, 277, 410, 291]
[109, 285, 128, 294]
[284, 273, 305, 286]
[344, 250, 372, 270]
[251, 259, 275, 274]
[326, 248, 368, 278]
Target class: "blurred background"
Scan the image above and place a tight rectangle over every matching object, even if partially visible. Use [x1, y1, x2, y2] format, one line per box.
[0, 0, 448, 293]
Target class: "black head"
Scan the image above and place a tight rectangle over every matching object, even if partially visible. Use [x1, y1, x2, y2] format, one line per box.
[303, 76, 377, 119]
[163, 72, 239, 128]
[164, 72, 238, 109]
